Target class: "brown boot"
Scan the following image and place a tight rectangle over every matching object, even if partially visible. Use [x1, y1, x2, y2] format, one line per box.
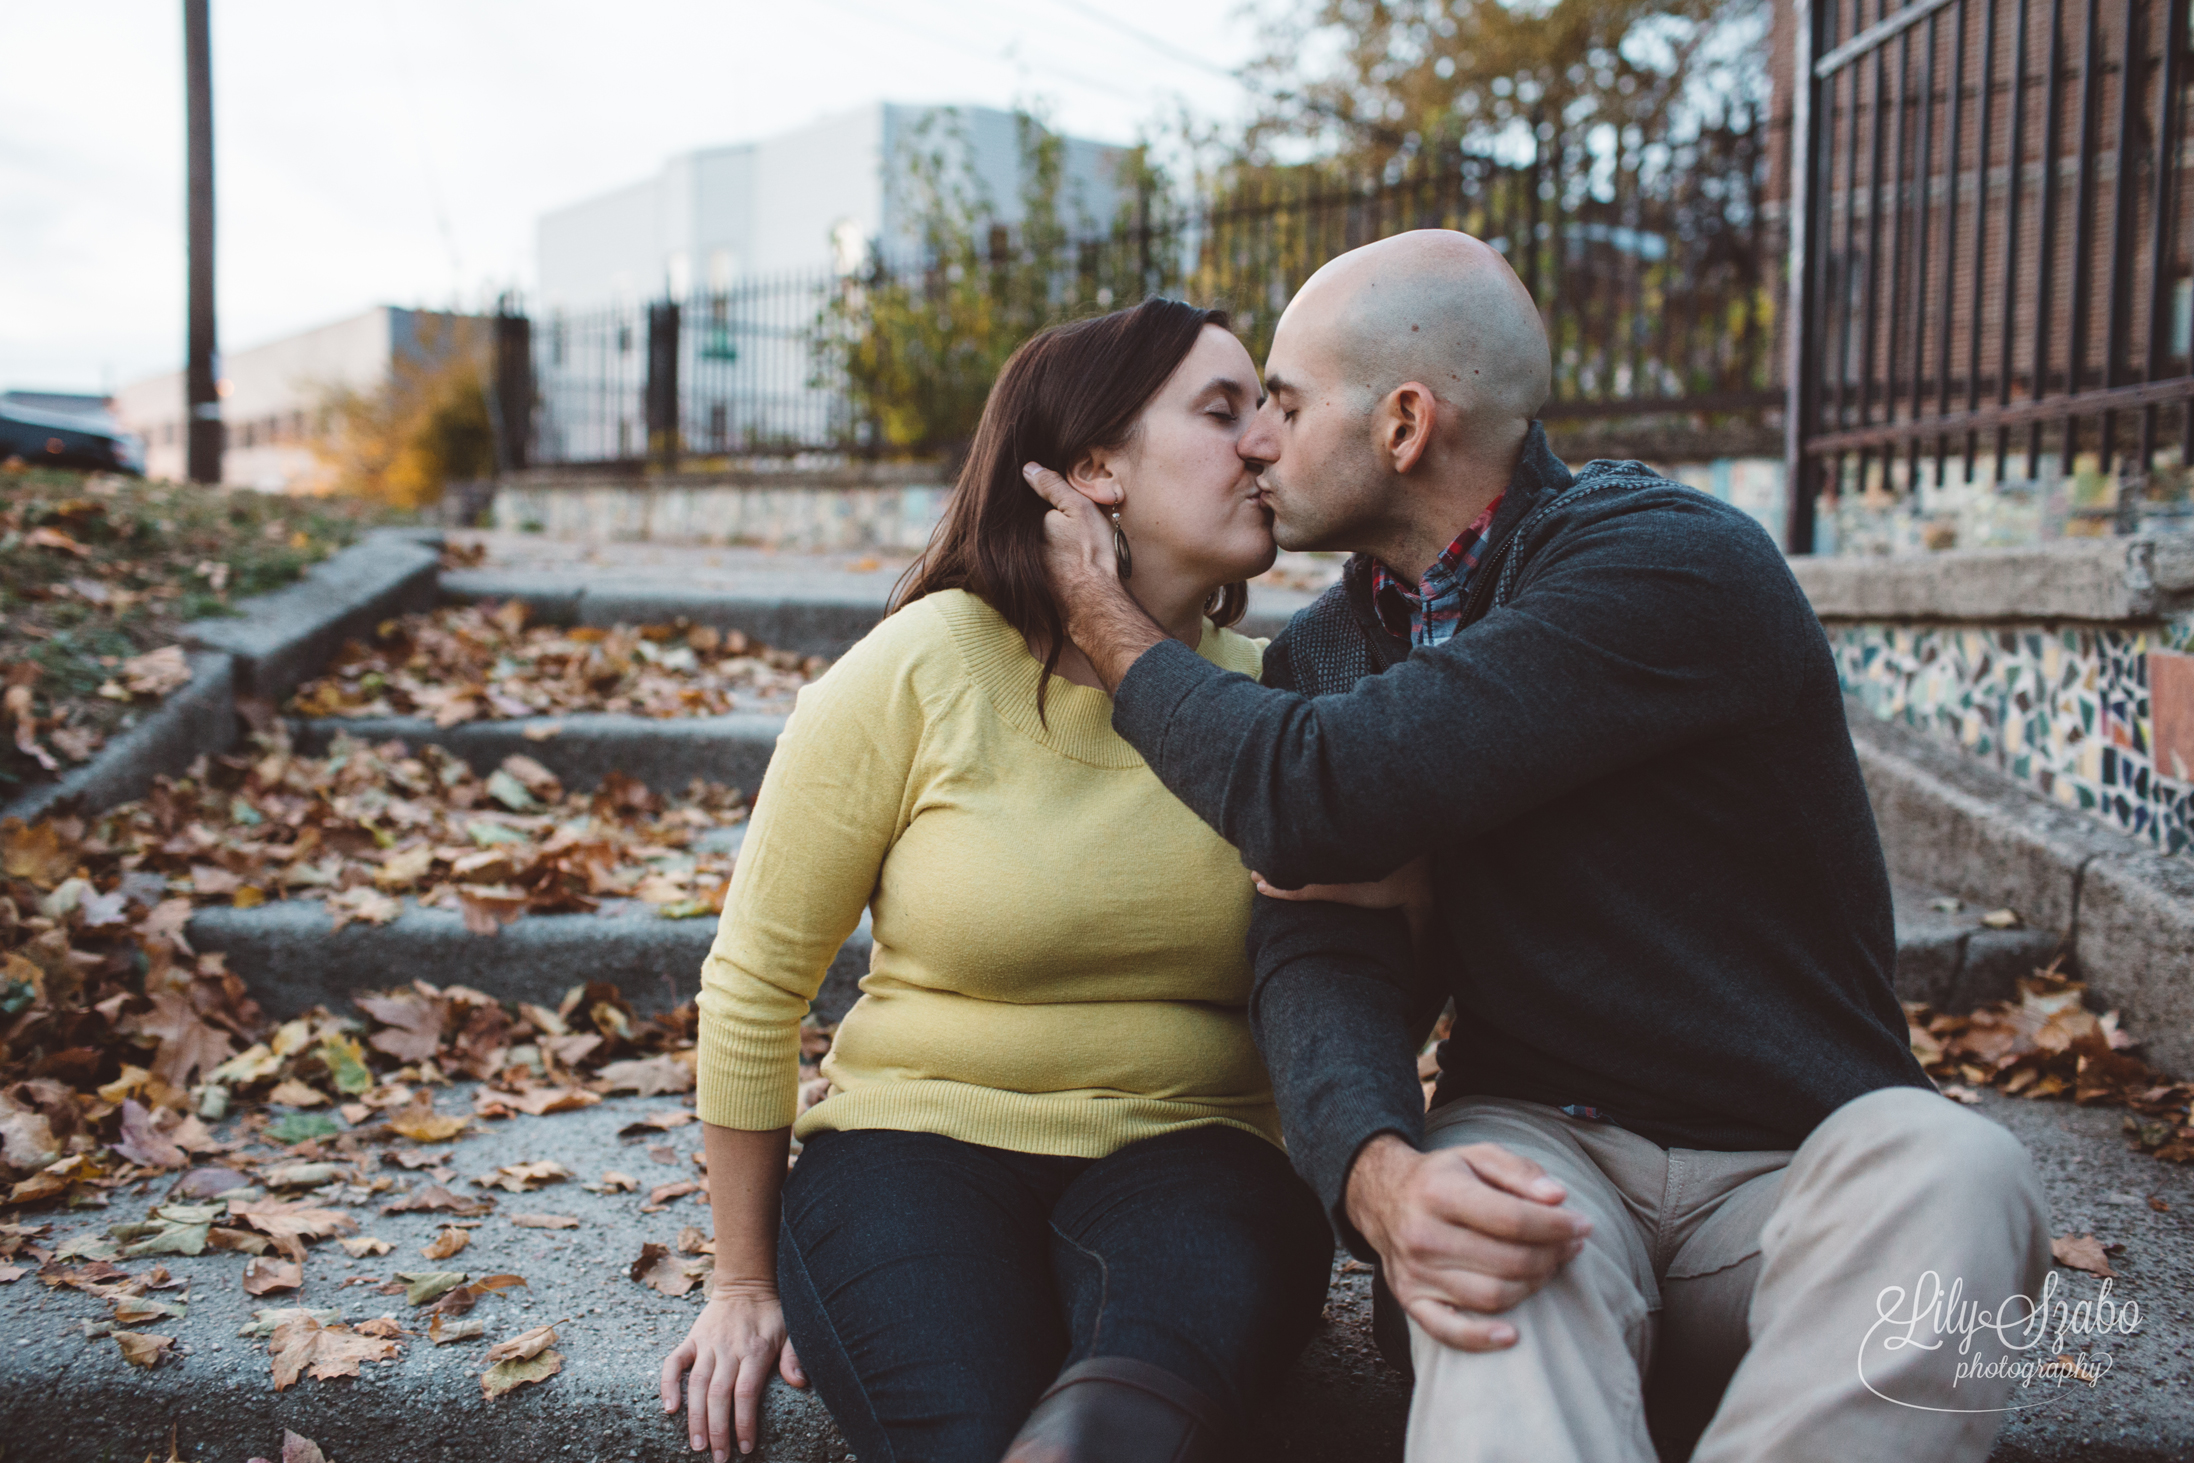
[998, 1355, 1231, 1463]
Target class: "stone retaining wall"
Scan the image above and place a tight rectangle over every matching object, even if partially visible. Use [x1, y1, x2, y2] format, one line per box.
[1798, 538, 2194, 855]
[491, 462, 951, 551]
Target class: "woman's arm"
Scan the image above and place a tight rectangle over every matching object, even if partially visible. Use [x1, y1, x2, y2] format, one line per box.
[659, 1123, 801, 1460]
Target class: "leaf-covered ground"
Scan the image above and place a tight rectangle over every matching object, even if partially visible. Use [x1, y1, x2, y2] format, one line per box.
[1905, 971, 2194, 1162]
[286, 601, 828, 726]
[0, 467, 414, 801]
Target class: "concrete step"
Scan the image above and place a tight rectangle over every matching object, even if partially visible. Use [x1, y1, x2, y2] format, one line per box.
[2, 1084, 2182, 1462]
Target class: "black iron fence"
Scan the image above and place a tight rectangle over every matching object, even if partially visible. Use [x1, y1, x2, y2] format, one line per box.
[501, 124, 1781, 471]
[1787, 0, 2193, 550]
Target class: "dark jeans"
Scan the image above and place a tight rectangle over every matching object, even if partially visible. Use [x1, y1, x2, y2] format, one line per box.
[776, 1122, 1333, 1463]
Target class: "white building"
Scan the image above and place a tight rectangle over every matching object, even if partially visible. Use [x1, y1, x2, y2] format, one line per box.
[113, 307, 481, 489]
[536, 102, 1127, 311]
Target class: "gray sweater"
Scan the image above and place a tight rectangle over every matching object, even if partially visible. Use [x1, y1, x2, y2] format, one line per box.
[1111, 426, 1931, 1248]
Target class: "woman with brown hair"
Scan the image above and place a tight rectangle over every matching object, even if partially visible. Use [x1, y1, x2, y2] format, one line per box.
[656, 299, 1332, 1463]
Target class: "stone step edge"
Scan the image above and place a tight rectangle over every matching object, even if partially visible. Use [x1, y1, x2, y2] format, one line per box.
[1849, 699, 2194, 1078]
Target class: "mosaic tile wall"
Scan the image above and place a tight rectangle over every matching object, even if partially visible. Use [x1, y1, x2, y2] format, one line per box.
[1831, 617, 2194, 855]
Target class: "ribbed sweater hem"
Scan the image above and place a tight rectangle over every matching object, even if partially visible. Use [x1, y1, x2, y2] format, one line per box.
[792, 1079, 1283, 1159]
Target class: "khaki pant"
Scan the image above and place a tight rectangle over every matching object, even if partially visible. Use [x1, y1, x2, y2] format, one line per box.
[1403, 1087, 2051, 1463]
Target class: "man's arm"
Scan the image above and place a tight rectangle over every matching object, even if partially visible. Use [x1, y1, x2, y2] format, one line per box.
[1028, 461, 1810, 888]
[1247, 875, 1427, 1254]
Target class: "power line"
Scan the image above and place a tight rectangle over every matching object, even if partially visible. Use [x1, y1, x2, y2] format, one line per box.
[1033, 0, 1247, 84]
[810, 0, 1145, 101]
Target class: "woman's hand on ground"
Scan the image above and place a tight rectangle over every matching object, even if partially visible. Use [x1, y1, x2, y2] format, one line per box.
[659, 1281, 807, 1460]
[1253, 854, 1432, 911]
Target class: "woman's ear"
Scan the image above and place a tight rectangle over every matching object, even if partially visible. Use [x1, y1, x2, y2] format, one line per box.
[1064, 447, 1124, 508]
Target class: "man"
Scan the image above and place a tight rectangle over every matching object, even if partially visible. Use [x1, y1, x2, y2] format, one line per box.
[1019, 231, 2051, 1462]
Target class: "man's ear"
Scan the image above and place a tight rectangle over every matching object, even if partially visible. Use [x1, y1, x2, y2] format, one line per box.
[1065, 446, 1123, 507]
[1376, 383, 1439, 475]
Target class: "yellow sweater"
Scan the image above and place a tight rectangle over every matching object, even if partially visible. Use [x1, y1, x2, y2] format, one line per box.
[695, 588, 1281, 1156]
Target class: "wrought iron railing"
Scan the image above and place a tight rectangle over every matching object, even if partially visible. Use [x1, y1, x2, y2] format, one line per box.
[1787, 0, 2193, 550]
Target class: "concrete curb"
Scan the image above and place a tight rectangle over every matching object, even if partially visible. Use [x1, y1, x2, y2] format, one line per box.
[1849, 701, 2194, 1076]
[437, 572, 1313, 659]
[2, 1084, 2182, 1462]
[186, 898, 872, 1024]
[288, 713, 784, 798]
[186, 531, 445, 703]
[1890, 882, 2064, 1011]
[1, 651, 236, 823]
[1793, 535, 2194, 622]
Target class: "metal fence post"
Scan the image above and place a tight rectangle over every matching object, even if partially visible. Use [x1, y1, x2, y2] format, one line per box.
[1786, 0, 1822, 554]
[646, 299, 681, 467]
[492, 310, 532, 473]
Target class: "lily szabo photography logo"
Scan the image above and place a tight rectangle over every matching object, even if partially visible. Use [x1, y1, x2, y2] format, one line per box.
[1861, 1269, 2142, 1412]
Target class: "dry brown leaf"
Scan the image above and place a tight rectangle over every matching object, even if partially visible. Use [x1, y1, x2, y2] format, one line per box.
[383, 1184, 496, 1217]
[594, 1053, 695, 1096]
[422, 1227, 471, 1260]
[676, 1225, 715, 1256]
[268, 1311, 399, 1389]
[509, 1213, 579, 1230]
[456, 886, 528, 936]
[428, 1314, 485, 1345]
[483, 1320, 562, 1365]
[583, 1170, 638, 1194]
[482, 1346, 563, 1398]
[476, 1085, 599, 1117]
[113, 1329, 176, 1367]
[339, 1236, 393, 1258]
[644, 1180, 703, 1211]
[279, 1430, 329, 1463]
[120, 647, 193, 697]
[229, 1198, 359, 1242]
[474, 1160, 573, 1193]
[355, 1315, 406, 1338]
[630, 1241, 711, 1297]
[113, 1099, 189, 1169]
[242, 1256, 304, 1295]
[2050, 1233, 2117, 1277]
[387, 1101, 468, 1144]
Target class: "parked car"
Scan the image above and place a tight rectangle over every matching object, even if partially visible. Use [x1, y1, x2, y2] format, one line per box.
[0, 401, 144, 474]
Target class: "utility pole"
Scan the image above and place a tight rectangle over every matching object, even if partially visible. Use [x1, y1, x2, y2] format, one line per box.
[184, 0, 221, 484]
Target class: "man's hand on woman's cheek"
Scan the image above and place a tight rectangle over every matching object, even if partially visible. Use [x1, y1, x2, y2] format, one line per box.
[1020, 461, 1166, 690]
[1344, 1134, 1592, 1352]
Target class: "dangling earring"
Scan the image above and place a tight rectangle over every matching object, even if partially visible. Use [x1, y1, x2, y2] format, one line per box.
[1109, 493, 1133, 581]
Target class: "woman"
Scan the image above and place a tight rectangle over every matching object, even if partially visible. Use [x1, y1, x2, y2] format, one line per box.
[657, 299, 1334, 1463]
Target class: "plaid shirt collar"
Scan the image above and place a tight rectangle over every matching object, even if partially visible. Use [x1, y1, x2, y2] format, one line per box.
[1370, 494, 1505, 648]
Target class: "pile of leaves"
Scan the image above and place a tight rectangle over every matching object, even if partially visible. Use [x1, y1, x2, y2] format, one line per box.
[25, 725, 747, 935]
[286, 600, 829, 726]
[1, 465, 414, 799]
[1906, 969, 2194, 1162]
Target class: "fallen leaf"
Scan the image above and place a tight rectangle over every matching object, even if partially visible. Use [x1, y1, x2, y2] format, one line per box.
[618, 1110, 697, 1136]
[1980, 908, 2022, 929]
[120, 647, 193, 697]
[264, 1112, 343, 1144]
[280, 1430, 329, 1463]
[243, 1257, 304, 1295]
[383, 1184, 496, 1217]
[428, 1314, 485, 1345]
[630, 1241, 711, 1297]
[266, 1080, 331, 1109]
[595, 1053, 694, 1096]
[475, 1085, 598, 1117]
[268, 1311, 399, 1389]
[326, 885, 402, 932]
[474, 1160, 573, 1193]
[483, 1320, 562, 1365]
[482, 1346, 563, 1398]
[456, 886, 528, 936]
[339, 1236, 393, 1258]
[2051, 1233, 2117, 1277]
[423, 1271, 527, 1317]
[210, 1227, 272, 1255]
[583, 1170, 638, 1194]
[228, 1198, 360, 1242]
[643, 1180, 703, 1211]
[676, 1226, 715, 1256]
[509, 1213, 579, 1230]
[113, 1099, 189, 1169]
[423, 1227, 471, 1260]
[113, 1329, 176, 1367]
[354, 1315, 405, 1338]
[397, 1270, 471, 1306]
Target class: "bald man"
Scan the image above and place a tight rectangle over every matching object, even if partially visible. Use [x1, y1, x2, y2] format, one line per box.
[1021, 232, 2050, 1463]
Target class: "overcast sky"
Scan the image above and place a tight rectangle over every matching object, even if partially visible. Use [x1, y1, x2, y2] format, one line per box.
[1, 0, 1263, 394]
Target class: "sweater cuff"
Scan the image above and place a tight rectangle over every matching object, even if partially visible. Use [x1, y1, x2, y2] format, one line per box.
[1110, 637, 1221, 769]
[1306, 1108, 1424, 1260]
